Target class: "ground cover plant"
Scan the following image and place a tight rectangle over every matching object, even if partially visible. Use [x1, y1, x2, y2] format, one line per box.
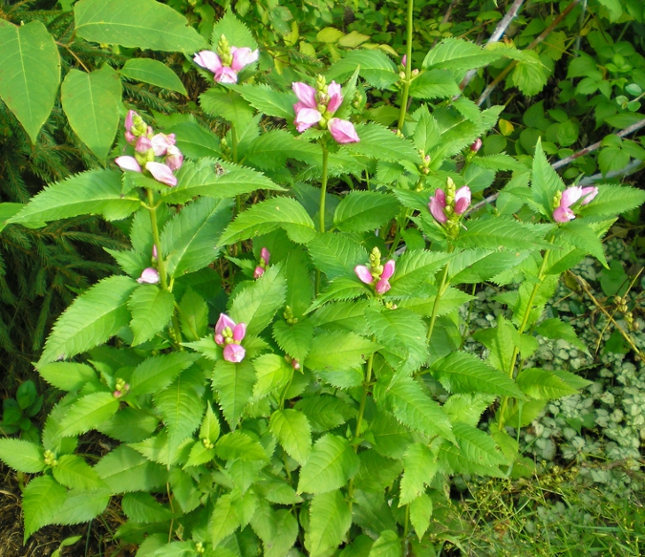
[1, 0, 645, 555]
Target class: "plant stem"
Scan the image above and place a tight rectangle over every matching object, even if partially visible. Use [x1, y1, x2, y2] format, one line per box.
[315, 144, 330, 295]
[426, 253, 452, 343]
[397, 0, 414, 132]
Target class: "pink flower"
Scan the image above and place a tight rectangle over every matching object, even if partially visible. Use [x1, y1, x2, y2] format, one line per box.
[115, 156, 141, 173]
[230, 47, 259, 71]
[561, 186, 583, 207]
[294, 107, 322, 132]
[253, 266, 265, 279]
[580, 186, 598, 205]
[292, 82, 318, 109]
[124, 110, 137, 144]
[137, 267, 160, 284]
[135, 136, 152, 153]
[328, 118, 360, 144]
[194, 50, 222, 74]
[215, 66, 238, 84]
[254, 247, 270, 279]
[470, 138, 482, 153]
[165, 145, 184, 172]
[145, 162, 177, 187]
[375, 260, 395, 295]
[401, 54, 407, 67]
[355, 265, 373, 284]
[454, 186, 471, 215]
[428, 188, 447, 223]
[326, 81, 343, 113]
[553, 205, 576, 223]
[214, 313, 247, 363]
[152, 245, 158, 260]
[260, 247, 270, 266]
[151, 133, 176, 157]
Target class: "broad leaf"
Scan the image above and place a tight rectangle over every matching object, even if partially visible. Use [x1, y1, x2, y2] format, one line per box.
[22, 475, 67, 541]
[52, 454, 107, 490]
[516, 368, 578, 400]
[307, 233, 368, 280]
[272, 319, 314, 362]
[129, 353, 198, 396]
[346, 124, 419, 163]
[388, 250, 452, 297]
[0, 20, 60, 142]
[212, 359, 256, 428]
[536, 318, 587, 352]
[215, 431, 267, 462]
[423, 38, 503, 71]
[37, 362, 98, 392]
[369, 530, 401, 557]
[333, 191, 400, 232]
[210, 493, 241, 547]
[229, 84, 296, 119]
[306, 490, 352, 557]
[453, 218, 552, 250]
[326, 49, 398, 88]
[122, 491, 174, 523]
[56, 490, 110, 526]
[128, 285, 175, 345]
[57, 392, 119, 438]
[200, 88, 254, 130]
[252, 354, 292, 400]
[298, 434, 359, 494]
[400, 443, 437, 505]
[410, 494, 433, 540]
[409, 69, 460, 100]
[243, 130, 319, 170]
[270, 409, 312, 465]
[95, 446, 168, 493]
[120, 58, 187, 95]
[453, 422, 507, 468]
[305, 331, 379, 372]
[74, 0, 206, 52]
[0, 439, 45, 473]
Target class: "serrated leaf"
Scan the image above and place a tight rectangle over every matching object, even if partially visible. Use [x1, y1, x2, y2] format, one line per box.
[22, 476, 67, 541]
[294, 395, 356, 433]
[306, 490, 352, 557]
[210, 493, 241, 547]
[95, 446, 167, 494]
[374, 374, 453, 442]
[128, 285, 175, 345]
[579, 185, 645, 217]
[298, 434, 359, 494]
[215, 431, 267, 462]
[163, 159, 282, 205]
[122, 492, 174, 523]
[370, 409, 413, 459]
[0, 20, 60, 143]
[400, 443, 437, 505]
[74, 0, 206, 52]
[536, 318, 587, 352]
[333, 191, 400, 232]
[346, 124, 419, 164]
[219, 197, 316, 245]
[229, 264, 287, 335]
[308, 277, 367, 310]
[409, 69, 460, 100]
[423, 38, 503, 71]
[212, 359, 255, 429]
[9, 170, 140, 228]
[410, 494, 433, 540]
[270, 409, 311, 465]
[243, 130, 319, 170]
[308, 233, 368, 280]
[557, 220, 608, 268]
[229, 84, 295, 119]
[431, 351, 524, 397]
[160, 197, 233, 277]
[56, 490, 110, 526]
[454, 218, 552, 251]
[516, 368, 578, 400]
[453, 422, 507, 467]
[388, 250, 452, 297]
[326, 49, 398, 88]
[365, 307, 427, 372]
[165, 121, 221, 159]
[38, 362, 98, 392]
[0, 439, 45, 473]
[272, 320, 313, 361]
[309, 300, 371, 335]
[97, 406, 159, 443]
[252, 354, 292, 400]
[211, 8, 257, 50]
[253, 507, 298, 557]
[305, 331, 379, 372]
[449, 249, 531, 284]
[369, 530, 401, 557]
[61, 65, 121, 159]
[355, 450, 403, 493]
[120, 58, 187, 95]
[200, 88, 254, 129]
[57, 392, 119, 438]
[53, 454, 107, 490]
[284, 246, 314, 318]
[179, 289, 209, 341]
[200, 404, 220, 444]
[130, 353, 199, 396]
[509, 50, 548, 96]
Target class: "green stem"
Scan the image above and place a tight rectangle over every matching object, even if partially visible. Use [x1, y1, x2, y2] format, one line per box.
[397, 0, 414, 132]
[315, 144, 330, 295]
[402, 503, 410, 554]
[426, 254, 452, 343]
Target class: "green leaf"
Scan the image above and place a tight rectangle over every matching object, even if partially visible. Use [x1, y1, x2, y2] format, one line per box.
[307, 233, 368, 280]
[306, 490, 352, 557]
[431, 351, 524, 397]
[579, 185, 645, 217]
[409, 69, 460, 100]
[161, 197, 233, 277]
[365, 307, 427, 372]
[252, 507, 298, 557]
[74, 0, 206, 52]
[509, 51, 548, 96]
[38, 362, 98, 392]
[57, 392, 119, 438]
[200, 88, 254, 129]
[374, 374, 454, 442]
[284, 246, 315, 317]
[294, 395, 356, 433]
[0, 20, 60, 143]
[472, 316, 516, 372]
[369, 530, 401, 557]
[229, 264, 287, 335]
[252, 354, 292, 400]
[179, 289, 209, 341]
[212, 359, 255, 428]
[215, 431, 267, 462]
[270, 409, 311, 465]
[400, 443, 437, 505]
[128, 285, 175, 346]
[308, 277, 367, 310]
[243, 130, 319, 170]
[211, 7, 258, 50]
[326, 49, 398, 88]
[370, 410, 413, 459]
[56, 490, 110, 526]
[410, 494, 433, 540]
[423, 38, 503, 71]
[61, 65, 121, 159]
[531, 139, 564, 215]
[97, 406, 159, 443]
[130, 353, 198, 396]
[309, 300, 370, 335]
[199, 404, 220, 444]
[9, 170, 140, 228]
[52, 454, 107, 490]
[305, 331, 379, 372]
[163, 158, 282, 205]
[120, 58, 187, 95]
[210, 493, 241, 547]
[346, 123, 419, 163]
[557, 220, 608, 268]
[388, 250, 452, 297]
[0, 439, 45, 473]
[95, 446, 168, 494]
[453, 422, 507, 467]
[333, 191, 400, 232]
[229, 84, 295, 119]
[536, 318, 587, 352]
[272, 319, 314, 361]
[298, 434, 359, 494]
[516, 368, 578, 400]
[220, 197, 315, 245]
[122, 492, 174, 523]
[22, 476, 67, 541]
[454, 218, 552, 251]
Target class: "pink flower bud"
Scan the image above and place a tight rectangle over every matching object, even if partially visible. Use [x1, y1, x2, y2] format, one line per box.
[215, 333, 225, 345]
[215, 67, 238, 84]
[152, 245, 158, 260]
[232, 323, 246, 342]
[254, 266, 265, 279]
[580, 186, 598, 205]
[215, 313, 236, 336]
[428, 188, 448, 224]
[381, 260, 396, 281]
[294, 106, 322, 133]
[115, 156, 141, 173]
[125, 110, 136, 133]
[165, 145, 184, 172]
[125, 131, 136, 144]
[145, 162, 177, 187]
[260, 247, 271, 266]
[137, 267, 160, 284]
[328, 118, 360, 144]
[326, 81, 343, 114]
[401, 54, 407, 67]
[354, 265, 374, 285]
[454, 186, 471, 215]
[151, 133, 176, 157]
[470, 138, 482, 153]
[230, 47, 259, 71]
[553, 205, 576, 223]
[292, 82, 318, 109]
[561, 186, 583, 208]
[375, 278, 392, 295]
[113, 390, 121, 398]
[194, 50, 222, 74]
[292, 359, 301, 370]
[223, 343, 246, 363]
[135, 135, 152, 154]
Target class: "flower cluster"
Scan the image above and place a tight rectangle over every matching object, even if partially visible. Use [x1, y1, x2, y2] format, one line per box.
[292, 76, 359, 144]
[428, 178, 471, 237]
[115, 110, 184, 187]
[215, 313, 247, 363]
[254, 247, 270, 279]
[355, 247, 395, 295]
[194, 35, 258, 84]
[553, 186, 598, 223]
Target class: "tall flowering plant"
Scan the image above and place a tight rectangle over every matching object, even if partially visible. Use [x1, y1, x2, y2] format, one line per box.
[2, 7, 645, 557]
